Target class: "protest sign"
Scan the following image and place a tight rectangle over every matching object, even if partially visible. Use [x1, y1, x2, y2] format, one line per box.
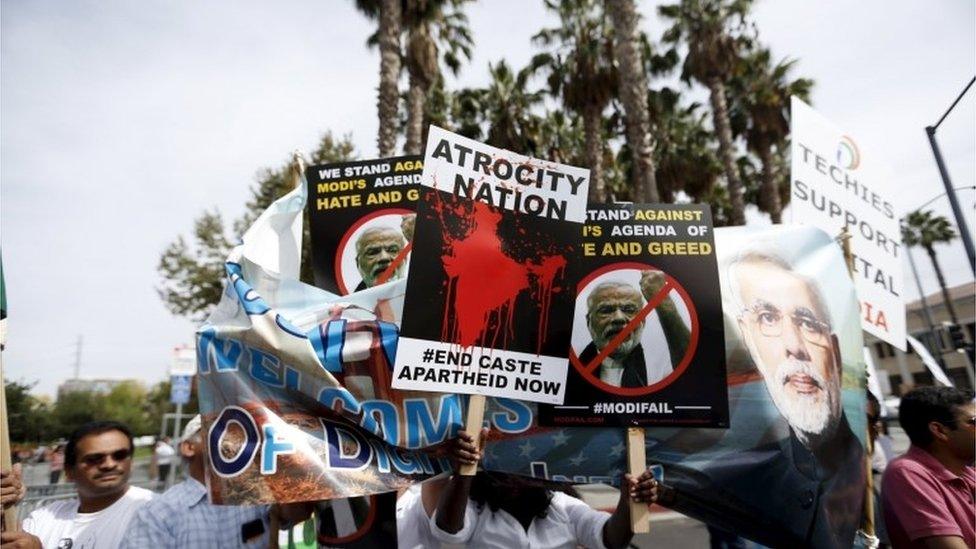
[538, 203, 728, 427]
[201, 173, 864, 547]
[306, 156, 422, 294]
[391, 126, 589, 404]
[790, 97, 906, 350]
[170, 345, 197, 376]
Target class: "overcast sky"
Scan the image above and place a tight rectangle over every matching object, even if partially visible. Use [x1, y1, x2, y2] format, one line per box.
[2, 1, 973, 398]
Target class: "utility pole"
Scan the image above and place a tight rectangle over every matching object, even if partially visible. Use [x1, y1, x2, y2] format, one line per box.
[73, 335, 83, 379]
[925, 76, 976, 275]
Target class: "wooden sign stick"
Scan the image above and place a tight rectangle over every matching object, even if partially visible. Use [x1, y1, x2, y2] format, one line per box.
[627, 427, 650, 533]
[1, 351, 18, 532]
[458, 394, 486, 476]
[837, 226, 876, 538]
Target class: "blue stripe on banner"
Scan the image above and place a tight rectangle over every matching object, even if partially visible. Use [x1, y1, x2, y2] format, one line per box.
[275, 314, 306, 338]
[377, 320, 399, 371]
[308, 323, 329, 371]
[323, 320, 347, 373]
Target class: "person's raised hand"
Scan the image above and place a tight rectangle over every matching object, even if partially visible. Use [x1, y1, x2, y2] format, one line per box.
[639, 270, 666, 302]
[0, 464, 26, 510]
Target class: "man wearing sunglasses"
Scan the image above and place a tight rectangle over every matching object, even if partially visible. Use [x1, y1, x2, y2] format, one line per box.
[882, 386, 975, 549]
[2, 421, 153, 548]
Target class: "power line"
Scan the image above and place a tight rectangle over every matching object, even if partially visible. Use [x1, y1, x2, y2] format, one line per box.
[933, 76, 975, 131]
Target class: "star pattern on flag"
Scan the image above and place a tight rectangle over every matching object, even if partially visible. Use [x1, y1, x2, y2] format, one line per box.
[551, 430, 570, 447]
[610, 442, 625, 457]
[518, 439, 535, 457]
[568, 451, 588, 466]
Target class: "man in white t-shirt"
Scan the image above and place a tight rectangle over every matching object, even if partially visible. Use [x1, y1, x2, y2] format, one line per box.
[1, 420, 154, 549]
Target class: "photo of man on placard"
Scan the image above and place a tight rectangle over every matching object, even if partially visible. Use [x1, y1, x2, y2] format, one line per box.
[339, 212, 415, 293]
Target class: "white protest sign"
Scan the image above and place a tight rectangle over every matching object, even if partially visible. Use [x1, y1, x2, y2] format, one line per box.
[391, 126, 589, 404]
[170, 345, 197, 376]
[790, 97, 906, 350]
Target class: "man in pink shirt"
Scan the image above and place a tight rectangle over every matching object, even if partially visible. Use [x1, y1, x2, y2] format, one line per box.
[882, 386, 975, 549]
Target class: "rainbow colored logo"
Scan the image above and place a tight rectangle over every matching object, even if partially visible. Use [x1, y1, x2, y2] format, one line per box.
[836, 135, 860, 170]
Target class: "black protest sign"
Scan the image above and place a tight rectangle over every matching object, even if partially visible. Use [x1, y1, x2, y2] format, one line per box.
[391, 126, 589, 404]
[313, 492, 397, 548]
[538, 203, 729, 427]
[305, 156, 423, 294]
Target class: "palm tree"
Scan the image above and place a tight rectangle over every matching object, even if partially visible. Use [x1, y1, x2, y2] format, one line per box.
[659, 0, 754, 225]
[401, 0, 473, 154]
[355, 0, 402, 157]
[606, 0, 658, 202]
[531, 0, 617, 203]
[647, 87, 721, 204]
[731, 46, 812, 223]
[902, 210, 961, 325]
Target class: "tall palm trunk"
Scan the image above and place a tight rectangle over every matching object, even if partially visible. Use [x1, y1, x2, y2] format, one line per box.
[377, 0, 402, 157]
[924, 244, 960, 325]
[583, 103, 605, 203]
[758, 144, 782, 223]
[607, 0, 659, 203]
[707, 76, 746, 225]
[404, 75, 426, 154]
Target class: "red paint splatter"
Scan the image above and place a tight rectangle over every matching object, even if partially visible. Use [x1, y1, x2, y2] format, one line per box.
[434, 194, 565, 355]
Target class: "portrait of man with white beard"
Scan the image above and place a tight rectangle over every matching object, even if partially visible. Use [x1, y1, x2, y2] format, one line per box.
[724, 250, 865, 548]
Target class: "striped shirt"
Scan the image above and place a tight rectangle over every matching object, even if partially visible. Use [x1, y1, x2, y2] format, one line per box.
[121, 477, 271, 548]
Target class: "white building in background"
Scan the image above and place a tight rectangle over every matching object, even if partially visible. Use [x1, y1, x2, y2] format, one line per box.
[56, 378, 130, 400]
[867, 282, 975, 395]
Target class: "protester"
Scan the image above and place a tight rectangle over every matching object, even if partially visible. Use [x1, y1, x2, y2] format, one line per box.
[866, 391, 889, 547]
[153, 436, 176, 485]
[422, 429, 659, 548]
[48, 444, 65, 484]
[1, 420, 154, 548]
[123, 415, 273, 548]
[881, 386, 975, 548]
[578, 270, 690, 388]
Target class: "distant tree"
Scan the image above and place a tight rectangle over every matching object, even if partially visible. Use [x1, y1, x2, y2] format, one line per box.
[49, 390, 105, 440]
[4, 379, 52, 443]
[532, 0, 618, 202]
[606, 0, 659, 202]
[451, 61, 544, 154]
[402, 0, 473, 153]
[659, 0, 754, 225]
[730, 46, 812, 222]
[646, 87, 721, 204]
[157, 132, 357, 321]
[355, 0, 402, 156]
[902, 210, 961, 325]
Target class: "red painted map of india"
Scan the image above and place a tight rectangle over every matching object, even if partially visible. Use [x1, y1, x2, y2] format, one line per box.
[440, 201, 565, 354]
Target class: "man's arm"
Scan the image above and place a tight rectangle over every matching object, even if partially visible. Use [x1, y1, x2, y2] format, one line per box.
[917, 536, 970, 549]
[602, 467, 660, 549]
[0, 531, 43, 548]
[640, 271, 690, 366]
[432, 429, 483, 535]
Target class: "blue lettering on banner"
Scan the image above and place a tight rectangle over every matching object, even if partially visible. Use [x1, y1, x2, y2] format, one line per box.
[209, 406, 260, 477]
[377, 320, 399, 370]
[323, 320, 347, 373]
[250, 348, 285, 388]
[197, 328, 242, 374]
[225, 262, 271, 316]
[405, 397, 462, 448]
[261, 424, 295, 474]
[322, 420, 372, 471]
[361, 400, 399, 442]
[490, 398, 533, 433]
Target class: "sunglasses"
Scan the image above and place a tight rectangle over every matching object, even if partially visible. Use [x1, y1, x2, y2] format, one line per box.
[80, 449, 132, 467]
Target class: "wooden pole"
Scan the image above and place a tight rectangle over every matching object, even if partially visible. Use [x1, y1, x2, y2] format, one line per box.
[627, 427, 650, 533]
[458, 395, 485, 476]
[837, 226, 875, 538]
[1, 351, 19, 532]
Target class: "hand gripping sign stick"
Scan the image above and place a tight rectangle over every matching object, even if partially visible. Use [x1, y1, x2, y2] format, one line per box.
[627, 427, 651, 533]
[458, 395, 486, 476]
[1, 351, 18, 532]
[838, 226, 877, 545]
